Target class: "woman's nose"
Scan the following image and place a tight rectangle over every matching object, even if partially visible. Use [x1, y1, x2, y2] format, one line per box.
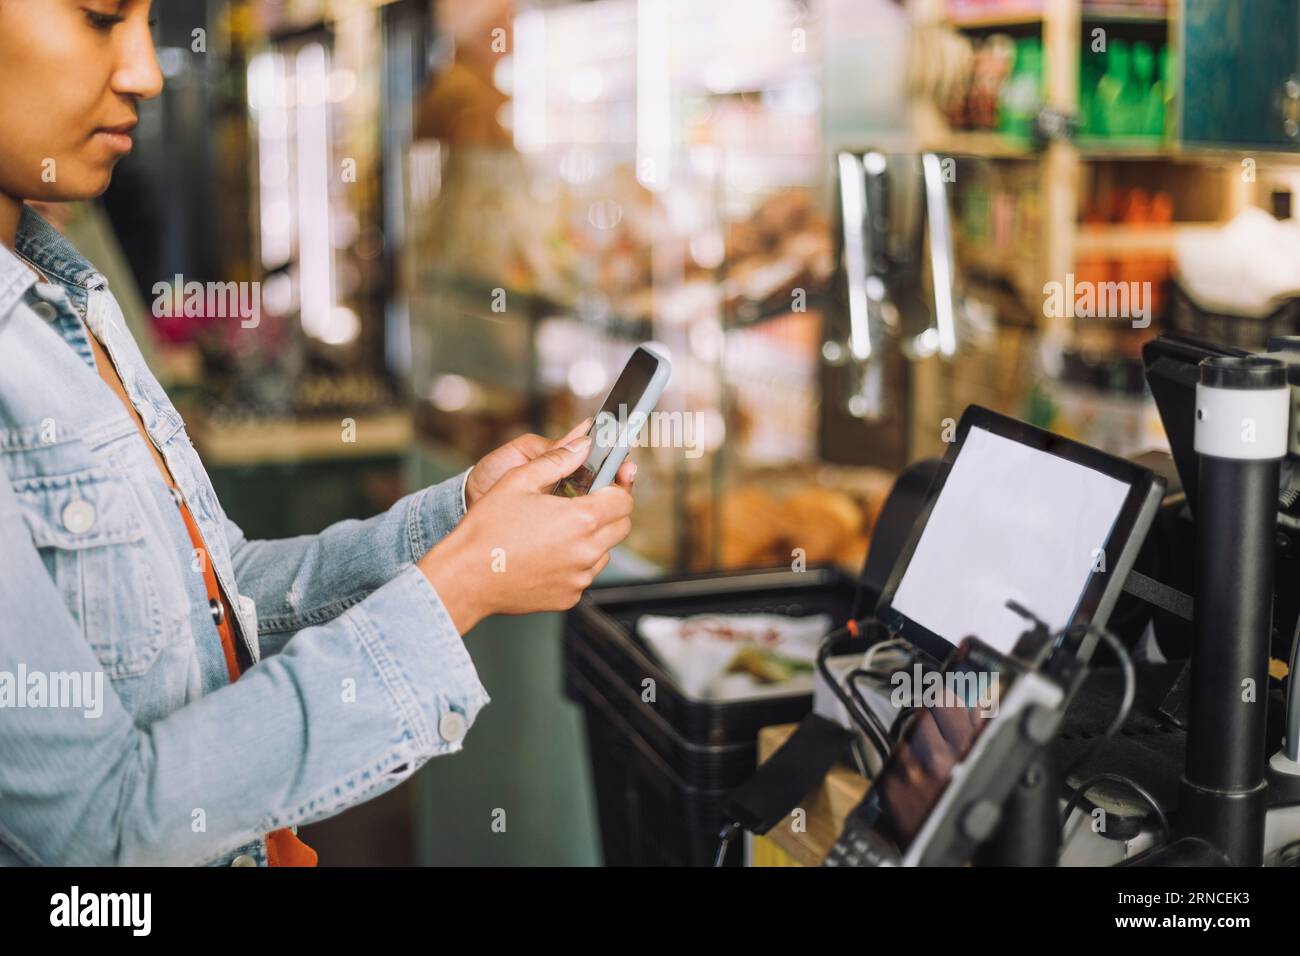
[112, 22, 165, 102]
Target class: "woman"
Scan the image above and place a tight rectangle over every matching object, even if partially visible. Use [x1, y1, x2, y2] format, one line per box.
[0, 0, 635, 866]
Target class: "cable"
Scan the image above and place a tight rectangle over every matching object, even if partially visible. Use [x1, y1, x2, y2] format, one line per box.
[854, 638, 924, 743]
[1059, 623, 1136, 782]
[847, 573, 870, 627]
[816, 624, 892, 764]
[1275, 838, 1300, 868]
[862, 637, 910, 674]
[815, 624, 872, 733]
[889, 706, 915, 739]
[845, 670, 894, 761]
[1050, 622, 1169, 855]
[848, 733, 872, 779]
[842, 681, 894, 764]
[1060, 772, 1171, 846]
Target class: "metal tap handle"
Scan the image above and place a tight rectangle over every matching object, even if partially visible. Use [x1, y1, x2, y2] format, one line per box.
[837, 151, 873, 363]
[921, 153, 958, 357]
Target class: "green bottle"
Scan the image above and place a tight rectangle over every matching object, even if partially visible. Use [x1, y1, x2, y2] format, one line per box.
[1132, 42, 1163, 139]
[999, 37, 1043, 140]
[1080, 48, 1106, 138]
[1094, 39, 1131, 139]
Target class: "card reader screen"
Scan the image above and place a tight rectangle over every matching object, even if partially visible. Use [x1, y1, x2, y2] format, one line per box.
[889, 425, 1131, 654]
[873, 640, 1008, 852]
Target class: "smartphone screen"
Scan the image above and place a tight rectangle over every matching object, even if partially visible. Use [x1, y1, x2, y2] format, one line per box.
[553, 348, 662, 498]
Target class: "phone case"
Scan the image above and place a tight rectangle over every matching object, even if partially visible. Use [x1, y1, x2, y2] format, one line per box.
[587, 346, 673, 493]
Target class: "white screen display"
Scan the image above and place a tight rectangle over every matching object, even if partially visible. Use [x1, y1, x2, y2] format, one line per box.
[890, 426, 1131, 654]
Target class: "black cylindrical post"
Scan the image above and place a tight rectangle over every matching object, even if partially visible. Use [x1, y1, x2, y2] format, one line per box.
[1180, 356, 1288, 865]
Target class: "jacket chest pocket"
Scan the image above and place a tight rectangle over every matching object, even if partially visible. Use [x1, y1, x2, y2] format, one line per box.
[13, 467, 170, 679]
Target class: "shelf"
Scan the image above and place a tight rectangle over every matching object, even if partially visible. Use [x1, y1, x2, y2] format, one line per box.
[1080, 2, 1169, 23]
[924, 130, 1041, 158]
[1076, 138, 1173, 159]
[942, 1, 1167, 28]
[1074, 222, 1217, 255]
[945, 11, 1044, 29]
[942, 1, 1044, 28]
[930, 136, 1297, 164]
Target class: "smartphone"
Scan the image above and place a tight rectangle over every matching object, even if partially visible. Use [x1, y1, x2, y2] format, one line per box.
[552, 345, 672, 497]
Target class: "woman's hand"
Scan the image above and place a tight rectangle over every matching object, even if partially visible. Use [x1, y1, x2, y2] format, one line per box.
[420, 437, 635, 633]
[464, 420, 635, 508]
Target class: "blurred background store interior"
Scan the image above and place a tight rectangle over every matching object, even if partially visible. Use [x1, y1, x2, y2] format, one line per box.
[74, 0, 1300, 863]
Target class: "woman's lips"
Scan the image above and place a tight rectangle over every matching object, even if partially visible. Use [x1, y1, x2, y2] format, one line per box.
[94, 123, 137, 154]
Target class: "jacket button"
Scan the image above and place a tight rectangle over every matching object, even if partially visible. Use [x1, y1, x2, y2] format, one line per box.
[61, 500, 97, 535]
[438, 712, 468, 743]
[231, 854, 256, 867]
[209, 599, 225, 627]
[32, 301, 57, 321]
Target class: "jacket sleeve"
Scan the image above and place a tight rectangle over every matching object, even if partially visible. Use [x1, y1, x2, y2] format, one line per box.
[224, 469, 471, 658]
[0, 479, 489, 866]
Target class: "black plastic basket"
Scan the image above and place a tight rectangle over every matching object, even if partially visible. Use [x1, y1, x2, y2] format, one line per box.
[562, 566, 860, 866]
[565, 636, 759, 790]
[1166, 283, 1300, 352]
[568, 664, 735, 866]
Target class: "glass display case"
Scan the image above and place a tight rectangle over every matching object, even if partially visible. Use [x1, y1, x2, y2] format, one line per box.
[399, 0, 901, 575]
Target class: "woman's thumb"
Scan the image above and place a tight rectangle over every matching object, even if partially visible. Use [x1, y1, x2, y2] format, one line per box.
[552, 418, 592, 448]
[516, 436, 592, 490]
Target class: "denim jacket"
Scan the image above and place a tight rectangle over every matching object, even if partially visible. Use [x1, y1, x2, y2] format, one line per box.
[0, 206, 490, 866]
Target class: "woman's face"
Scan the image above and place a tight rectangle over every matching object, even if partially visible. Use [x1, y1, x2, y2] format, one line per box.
[0, 0, 162, 203]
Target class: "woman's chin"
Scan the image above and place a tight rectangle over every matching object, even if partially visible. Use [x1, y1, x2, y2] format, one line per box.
[84, 166, 117, 199]
[39, 170, 114, 203]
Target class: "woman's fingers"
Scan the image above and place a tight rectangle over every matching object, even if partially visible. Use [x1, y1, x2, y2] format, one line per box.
[591, 516, 633, 554]
[614, 458, 636, 490]
[509, 433, 552, 459]
[583, 485, 634, 524]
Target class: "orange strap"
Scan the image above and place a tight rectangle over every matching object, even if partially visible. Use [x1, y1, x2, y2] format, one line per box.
[173, 495, 318, 868]
[81, 319, 317, 866]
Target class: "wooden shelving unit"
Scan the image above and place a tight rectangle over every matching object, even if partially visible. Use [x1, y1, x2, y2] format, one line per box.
[902, 0, 1300, 456]
[912, 0, 1300, 344]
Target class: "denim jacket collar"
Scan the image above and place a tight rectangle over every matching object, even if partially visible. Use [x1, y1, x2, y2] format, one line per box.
[0, 205, 106, 322]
